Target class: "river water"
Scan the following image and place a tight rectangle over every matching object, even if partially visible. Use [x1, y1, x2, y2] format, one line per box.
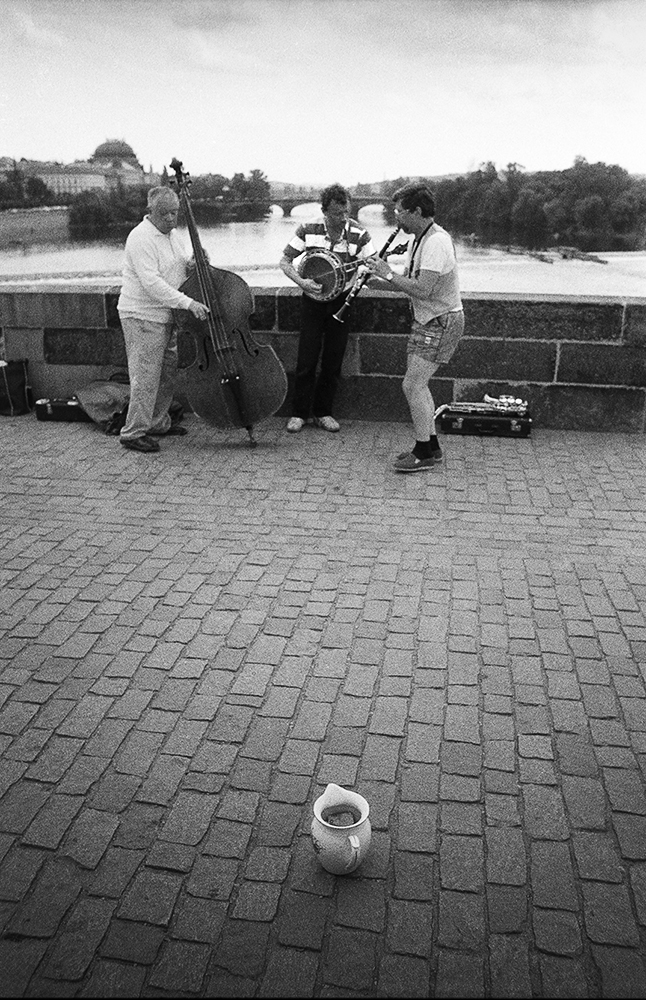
[1, 205, 645, 299]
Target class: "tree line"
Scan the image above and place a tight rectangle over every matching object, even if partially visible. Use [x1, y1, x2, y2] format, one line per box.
[0, 164, 272, 237]
[382, 158, 646, 252]
[2, 157, 645, 251]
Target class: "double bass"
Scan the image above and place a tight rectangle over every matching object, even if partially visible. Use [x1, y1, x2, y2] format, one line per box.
[169, 158, 287, 446]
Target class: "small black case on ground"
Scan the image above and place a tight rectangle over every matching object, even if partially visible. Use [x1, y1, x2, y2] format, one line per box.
[35, 397, 93, 423]
[436, 400, 532, 437]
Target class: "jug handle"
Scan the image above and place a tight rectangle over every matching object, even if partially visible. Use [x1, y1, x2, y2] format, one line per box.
[345, 835, 360, 872]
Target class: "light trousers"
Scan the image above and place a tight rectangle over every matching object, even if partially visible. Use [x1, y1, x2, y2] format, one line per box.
[119, 316, 177, 440]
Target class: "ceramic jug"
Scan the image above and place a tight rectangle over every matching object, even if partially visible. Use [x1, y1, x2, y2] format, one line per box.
[311, 783, 371, 875]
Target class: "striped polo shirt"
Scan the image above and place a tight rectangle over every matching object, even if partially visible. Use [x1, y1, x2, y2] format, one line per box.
[283, 218, 375, 266]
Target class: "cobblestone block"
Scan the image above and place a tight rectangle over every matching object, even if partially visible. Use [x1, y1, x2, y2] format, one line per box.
[582, 881, 640, 945]
[7, 858, 81, 938]
[441, 801, 483, 835]
[335, 878, 387, 932]
[117, 868, 182, 925]
[0, 782, 51, 834]
[440, 741, 482, 776]
[0, 846, 45, 901]
[489, 934, 532, 998]
[159, 791, 218, 845]
[43, 897, 115, 980]
[260, 947, 319, 998]
[377, 953, 430, 999]
[485, 828, 526, 885]
[83, 719, 134, 757]
[241, 717, 291, 761]
[113, 802, 164, 849]
[531, 841, 578, 909]
[555, 732, 598, 776]
[538, 955, 589, 998]
[258, 802, 301, 846]
[486, 885, 527, 933]
[0, 939, 48, 997]
[114, 729, 164, 776]
[55, 695, 113, 738]
[602, 767, 646, 813]
[438, 890, 485, 949]
[386, 899, 433, 958]
[522, 784, 569, 839]
[88, 847, 144, 897]
[435, 950, 485, 998]
[186, 855, 238, 899]
[440, 834, 484, 892]
[322, 926, 378, 993]
[393, 852, 435, 901]
[533, 908, 582, 956]
[630, 863, 646, 924]
[22, 793, 82, 848]
[572, 831, 623, 882]
[87, 772, 141, 812]
[25, 736, 83, 783]
[360, 736, 400, 782]
[232, 881, 282, 921]
[100, 917, 165, 964]
[591, 945, 646, 999]
[203, 819, 253, 858]
[171, 894, 226, 943]
[612, 813, 646, 859]
[212, 919, 271, 977]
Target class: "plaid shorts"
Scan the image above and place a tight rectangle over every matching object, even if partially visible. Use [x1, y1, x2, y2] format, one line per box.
[407, 311, 465, 365]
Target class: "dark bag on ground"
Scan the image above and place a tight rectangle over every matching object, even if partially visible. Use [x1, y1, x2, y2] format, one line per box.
[35, 397, 93, 423]
[0, 360, 34, 416]
[75, 374, 185, 435]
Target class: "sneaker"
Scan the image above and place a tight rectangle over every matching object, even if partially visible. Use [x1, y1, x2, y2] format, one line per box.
[286, 417, 306, 433]
[397, 446, 443, 462]
[313, 415, 340, 433]
[393, 451, 436, 473]
[120, 435, 160, 453]
[149, 425, 188, 436]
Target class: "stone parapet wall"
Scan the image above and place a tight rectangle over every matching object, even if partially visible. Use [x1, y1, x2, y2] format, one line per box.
[1, 281, 645, 431]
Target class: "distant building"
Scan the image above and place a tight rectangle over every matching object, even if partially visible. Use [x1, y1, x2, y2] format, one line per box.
[9, 140, 160, 195]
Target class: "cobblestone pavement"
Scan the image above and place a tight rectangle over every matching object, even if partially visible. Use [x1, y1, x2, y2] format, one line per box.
[1, 414, 646, 999]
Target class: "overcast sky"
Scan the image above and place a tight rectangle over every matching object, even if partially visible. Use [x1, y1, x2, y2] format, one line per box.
[1, 0, 644, 186]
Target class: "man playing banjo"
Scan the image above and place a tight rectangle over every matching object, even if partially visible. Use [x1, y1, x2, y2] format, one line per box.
[280, 184, 375, 433]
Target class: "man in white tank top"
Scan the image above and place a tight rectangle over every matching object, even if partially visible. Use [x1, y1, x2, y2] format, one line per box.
[364, 183, 465, 472]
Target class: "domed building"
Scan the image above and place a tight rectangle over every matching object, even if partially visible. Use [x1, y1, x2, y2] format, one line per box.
[90, 140, 141, 169]
[90, 139, 160, 189]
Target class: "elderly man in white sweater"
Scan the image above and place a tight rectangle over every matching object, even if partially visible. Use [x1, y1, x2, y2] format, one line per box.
[117, 186, 209, 453]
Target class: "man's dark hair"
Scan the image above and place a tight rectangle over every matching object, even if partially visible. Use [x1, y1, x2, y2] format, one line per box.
[392, 183, 435, 218]
[321, 183, 350, 212]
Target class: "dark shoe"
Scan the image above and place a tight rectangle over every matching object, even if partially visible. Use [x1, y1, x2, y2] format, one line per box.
[393, 451, 436, 473]
[150, 425, 188, 436]
[397, 446, 443, 462]
[120, 435, 160, 453]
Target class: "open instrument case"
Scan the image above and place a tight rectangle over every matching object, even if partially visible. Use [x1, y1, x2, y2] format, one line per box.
[436, 395, 532, 437]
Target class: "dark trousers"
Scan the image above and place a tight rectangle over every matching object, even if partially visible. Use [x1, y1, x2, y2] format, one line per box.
[291, 293, 349, 419]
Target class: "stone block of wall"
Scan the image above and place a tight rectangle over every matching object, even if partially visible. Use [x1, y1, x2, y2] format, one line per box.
[0, 291, 107, 329]
[446, 338, 557, 382]
[463, 299, 623, 341]
[43, 328, 127, 367]
[558, 343, 646, 386]
[624, 304, 646, 348]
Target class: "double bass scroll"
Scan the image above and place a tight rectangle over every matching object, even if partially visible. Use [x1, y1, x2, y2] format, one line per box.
[169, 158, 287, 446]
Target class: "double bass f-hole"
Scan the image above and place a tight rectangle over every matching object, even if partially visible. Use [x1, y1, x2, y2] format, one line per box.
[169, 158, 287, 446]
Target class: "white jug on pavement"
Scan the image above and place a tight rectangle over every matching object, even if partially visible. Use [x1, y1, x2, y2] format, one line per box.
[311, 783, 371, 875]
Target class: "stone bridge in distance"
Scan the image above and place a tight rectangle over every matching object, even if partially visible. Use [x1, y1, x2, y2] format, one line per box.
[271, 193, 388, 217]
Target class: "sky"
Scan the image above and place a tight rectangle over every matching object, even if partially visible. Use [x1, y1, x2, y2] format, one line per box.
[1, 0, 644, 186]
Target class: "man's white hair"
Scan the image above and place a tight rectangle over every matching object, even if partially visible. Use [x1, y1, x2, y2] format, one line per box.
[147, 186, 178, 209]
